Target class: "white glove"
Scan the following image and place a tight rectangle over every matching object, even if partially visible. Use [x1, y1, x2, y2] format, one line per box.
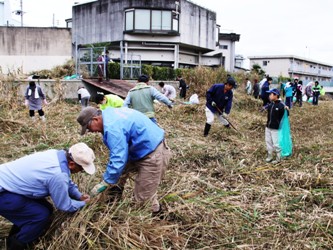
[90, 180, 109, 196]
[222, 112, 229, 118]
[24, 100, 29, 107]
[43, 99, 48, 105]
[211, 101, 216, 107]
[79, 100, 81, 104]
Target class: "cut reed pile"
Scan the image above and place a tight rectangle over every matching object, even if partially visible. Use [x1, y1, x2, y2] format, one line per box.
[0, 78, 333, 250]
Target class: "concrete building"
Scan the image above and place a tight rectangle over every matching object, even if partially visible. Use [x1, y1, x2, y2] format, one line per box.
[0, 27, 72, 73]
[71, 0, 240, 71]
[249, 55, 333, 82]
[0, 0, 20, 26]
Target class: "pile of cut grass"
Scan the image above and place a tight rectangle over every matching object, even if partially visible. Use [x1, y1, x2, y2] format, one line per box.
[0, 79, 333, 249]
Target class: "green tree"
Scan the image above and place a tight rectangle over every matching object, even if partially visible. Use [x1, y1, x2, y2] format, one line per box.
[251, 64, 265, 76]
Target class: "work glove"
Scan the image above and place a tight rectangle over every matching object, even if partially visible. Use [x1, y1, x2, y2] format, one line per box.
[90, 180, 109, 196]
[211, 101, 216, 107]
[79, 100, 81, 104]
[222, 112, 228, 118]
[43, 99, 48, 105]
[24, 100, 29, 107]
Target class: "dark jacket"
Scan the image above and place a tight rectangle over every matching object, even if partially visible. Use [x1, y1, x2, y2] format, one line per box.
[261, 81, 270, 101]
[296, 83, 303, 95]
[253, 83, 260, 96]
[179, 79, 187, 98]
[266, 100, 285, 129]
[206, 84, 233, 114]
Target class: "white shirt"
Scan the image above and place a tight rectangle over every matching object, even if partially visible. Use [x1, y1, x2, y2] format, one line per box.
[161, 85, 176, 99]
[246, 80, 252, 94]
[77, 88, 91, 98]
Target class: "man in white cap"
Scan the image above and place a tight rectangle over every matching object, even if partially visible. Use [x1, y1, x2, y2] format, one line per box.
[0, 143, 96, 250]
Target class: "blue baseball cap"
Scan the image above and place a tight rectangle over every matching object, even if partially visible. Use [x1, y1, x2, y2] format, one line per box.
[266, 88, 280, 96]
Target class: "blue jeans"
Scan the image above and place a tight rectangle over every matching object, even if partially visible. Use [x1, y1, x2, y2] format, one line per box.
[0, 191, 53, 244]
[285, 96, 293, 109]
[312, 93, 319, 105]
[150, 117, 158, 124]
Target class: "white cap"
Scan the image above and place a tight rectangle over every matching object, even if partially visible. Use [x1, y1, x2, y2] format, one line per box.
[69, 143, 96, 175]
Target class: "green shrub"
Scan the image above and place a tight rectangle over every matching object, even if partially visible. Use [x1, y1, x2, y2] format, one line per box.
[152, 66, 169, 80]
[109, 62, 120, 79]
[142, 64, 154, 78]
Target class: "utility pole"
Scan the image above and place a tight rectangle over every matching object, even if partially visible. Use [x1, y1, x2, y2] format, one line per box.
[20, 0, 23, 26]
[13, 0, 24, 26]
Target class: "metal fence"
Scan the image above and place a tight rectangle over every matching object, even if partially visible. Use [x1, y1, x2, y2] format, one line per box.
[76, 47, 107, 78]
[121, 54, 141, 80]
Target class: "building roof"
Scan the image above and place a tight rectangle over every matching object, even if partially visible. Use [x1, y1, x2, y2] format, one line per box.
[186, 0, 216, 14]
[248, 55, 333, 67]
[73, 0, 98, 7]
[219, 33, 240, 42]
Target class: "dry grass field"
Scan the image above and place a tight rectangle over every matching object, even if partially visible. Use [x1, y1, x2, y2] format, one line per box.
[0, 75, 333, 249]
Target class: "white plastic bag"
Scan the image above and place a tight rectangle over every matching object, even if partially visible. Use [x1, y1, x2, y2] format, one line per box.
[189, 94, 199, 104]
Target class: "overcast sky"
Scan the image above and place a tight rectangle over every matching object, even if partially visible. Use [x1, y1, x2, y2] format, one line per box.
[8, 0, 333, 65]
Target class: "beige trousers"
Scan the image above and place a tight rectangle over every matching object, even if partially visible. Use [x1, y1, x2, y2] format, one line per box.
[265, 127, 281, 155]
[118, 140, 172, 212]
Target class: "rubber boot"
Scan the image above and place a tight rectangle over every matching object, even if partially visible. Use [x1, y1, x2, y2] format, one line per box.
[265, 153, 273, 163]
[203, 123, 211, 137]
[272, 153, 281, 164]
[7, 236, 27, 250]
[8, 225, 20, 238]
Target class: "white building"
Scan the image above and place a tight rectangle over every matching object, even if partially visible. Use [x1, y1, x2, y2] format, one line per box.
[71, 0, 241, 71]
[249, 55, 333, 82]
[0, 0, 20, 26]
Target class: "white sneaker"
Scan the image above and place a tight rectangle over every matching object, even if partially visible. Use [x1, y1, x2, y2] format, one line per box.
[265, 154, 273, 163]
[41, 116, 46, 122]
[272, 155, 281, 164]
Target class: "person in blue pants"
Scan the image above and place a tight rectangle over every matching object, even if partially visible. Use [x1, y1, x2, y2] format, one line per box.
[312, 81, 321, 105]
[0, 143, 96, 250]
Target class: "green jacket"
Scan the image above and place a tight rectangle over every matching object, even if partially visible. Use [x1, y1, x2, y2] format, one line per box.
[99, 94, 124, 110]
[123, 82, 172, 118]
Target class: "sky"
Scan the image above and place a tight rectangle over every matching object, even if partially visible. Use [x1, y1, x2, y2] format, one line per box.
[7, 0, 333, 65]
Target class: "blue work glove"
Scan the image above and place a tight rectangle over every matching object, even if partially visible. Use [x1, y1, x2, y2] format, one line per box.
[90, 180, 109, 196]
[211, 101, 216, 107]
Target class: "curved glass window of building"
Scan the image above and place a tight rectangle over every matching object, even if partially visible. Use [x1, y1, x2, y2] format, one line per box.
[125, 8, 178, 33]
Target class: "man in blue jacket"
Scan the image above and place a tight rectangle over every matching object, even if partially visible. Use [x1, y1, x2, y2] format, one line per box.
[260, 76, 272, 106]
[204, 77, 236, 137]
[0, 143, 96, 250]
[77, 107, 172, 215]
